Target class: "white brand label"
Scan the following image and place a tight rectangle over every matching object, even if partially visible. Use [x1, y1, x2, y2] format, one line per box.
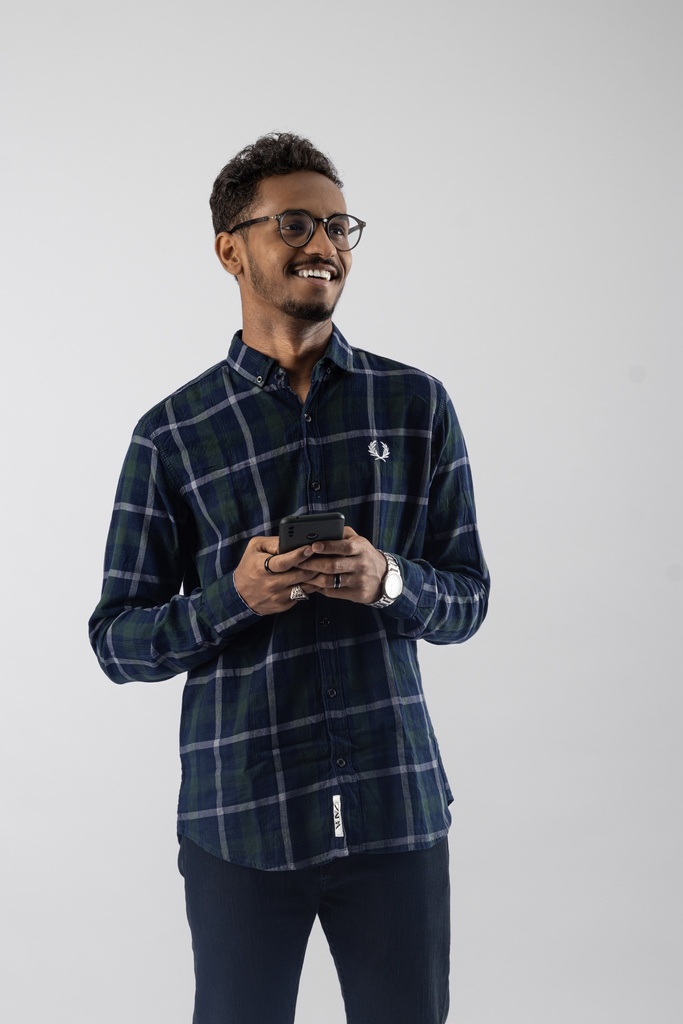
[332, 794, 344, 837]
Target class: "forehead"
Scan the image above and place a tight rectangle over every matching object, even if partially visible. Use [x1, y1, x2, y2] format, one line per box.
[253, 171, 346, 216]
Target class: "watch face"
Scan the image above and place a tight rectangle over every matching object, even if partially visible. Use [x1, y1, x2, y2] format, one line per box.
[385, 573, 403, 599]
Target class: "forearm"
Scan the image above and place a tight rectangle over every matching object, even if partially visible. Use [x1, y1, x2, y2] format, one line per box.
[89, 573, 259, 684]
[380, 553, 489, 644]
[379, 391, 490, 644]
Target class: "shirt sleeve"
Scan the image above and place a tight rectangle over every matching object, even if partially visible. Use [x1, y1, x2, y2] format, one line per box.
[88, 428, 260, 684]
[380, 391, 490, 644]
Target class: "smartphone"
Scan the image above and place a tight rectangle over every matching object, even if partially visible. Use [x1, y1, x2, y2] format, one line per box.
[278, 513, 345, 553]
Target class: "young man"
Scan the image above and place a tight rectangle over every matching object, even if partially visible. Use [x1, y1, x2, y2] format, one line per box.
[89, 133, 489, 1024]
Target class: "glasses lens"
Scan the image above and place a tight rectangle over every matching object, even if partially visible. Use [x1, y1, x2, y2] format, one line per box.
[327, 215, 362, 251]
[279, 212, 314, 247]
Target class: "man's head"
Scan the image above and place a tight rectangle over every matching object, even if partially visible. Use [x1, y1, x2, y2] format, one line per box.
[210, 132, 343, 238]
[212, 134, 358, 326]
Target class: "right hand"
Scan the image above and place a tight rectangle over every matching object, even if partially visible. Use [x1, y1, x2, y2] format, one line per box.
[233, 536, 324, 615]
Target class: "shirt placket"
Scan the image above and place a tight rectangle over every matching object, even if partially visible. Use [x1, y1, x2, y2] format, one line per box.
[303, 365, 362, 850]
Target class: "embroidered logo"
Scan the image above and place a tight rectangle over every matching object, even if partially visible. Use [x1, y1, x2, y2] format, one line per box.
[368, 439, 390, 462]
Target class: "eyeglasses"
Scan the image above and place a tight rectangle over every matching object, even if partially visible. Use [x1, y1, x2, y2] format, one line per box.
[226, 210, 366, 251]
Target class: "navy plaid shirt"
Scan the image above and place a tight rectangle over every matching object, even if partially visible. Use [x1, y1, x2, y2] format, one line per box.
[89, 327, 489, 870]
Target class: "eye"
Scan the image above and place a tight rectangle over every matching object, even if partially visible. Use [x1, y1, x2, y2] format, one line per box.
[328, 217, 350, 239]
[280, 212, 312, 239]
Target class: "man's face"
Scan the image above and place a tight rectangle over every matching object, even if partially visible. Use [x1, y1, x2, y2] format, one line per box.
[225, 171, 352, 324]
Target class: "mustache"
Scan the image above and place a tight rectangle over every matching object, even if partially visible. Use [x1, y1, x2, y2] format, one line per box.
[290, 257, 339, 273]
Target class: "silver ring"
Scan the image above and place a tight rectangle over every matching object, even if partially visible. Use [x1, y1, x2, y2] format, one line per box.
[264, 555, 276, 574]
[290, 585, 308, 601]
[333, 573, 342, 590]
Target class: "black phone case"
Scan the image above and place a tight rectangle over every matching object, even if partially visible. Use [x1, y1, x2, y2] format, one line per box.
[278, 513, 345, 553]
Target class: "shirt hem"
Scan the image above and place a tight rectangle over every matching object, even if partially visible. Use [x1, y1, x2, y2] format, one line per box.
[176, 822, 450, 872]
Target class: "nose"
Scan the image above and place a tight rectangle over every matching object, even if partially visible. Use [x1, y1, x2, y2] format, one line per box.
[302, 220, 337, 258]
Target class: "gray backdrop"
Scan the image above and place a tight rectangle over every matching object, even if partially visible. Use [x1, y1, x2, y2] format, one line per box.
[2, 1, 681, 1021]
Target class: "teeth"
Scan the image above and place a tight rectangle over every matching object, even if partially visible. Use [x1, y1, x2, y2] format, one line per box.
[297, 269, 332, 280]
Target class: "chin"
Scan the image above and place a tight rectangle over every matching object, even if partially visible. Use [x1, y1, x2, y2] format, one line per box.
[282, 300, 336, 323]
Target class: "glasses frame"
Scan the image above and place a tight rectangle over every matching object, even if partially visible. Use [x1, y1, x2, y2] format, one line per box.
[225, 209, 366, 251]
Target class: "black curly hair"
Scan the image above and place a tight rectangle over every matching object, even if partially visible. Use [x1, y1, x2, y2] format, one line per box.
[209, 132, 343, 237]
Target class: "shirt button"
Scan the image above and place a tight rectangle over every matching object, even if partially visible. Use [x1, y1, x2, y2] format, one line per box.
[320, 618, 330, 627]
[336, 758, 346, 768]
[311, 480, 321, 491]
[305, 414, 312, 422]
[328, 688, 337, 698]
[326, 367, 332, 376]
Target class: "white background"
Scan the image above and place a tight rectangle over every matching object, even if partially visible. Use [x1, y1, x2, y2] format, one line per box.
[1, 1, 681, 1021]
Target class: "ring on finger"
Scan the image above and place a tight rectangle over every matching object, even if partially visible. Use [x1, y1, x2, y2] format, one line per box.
[290, 584, 308, 601]
[333, 573, 342, 590]
[264, 555, 276, 574]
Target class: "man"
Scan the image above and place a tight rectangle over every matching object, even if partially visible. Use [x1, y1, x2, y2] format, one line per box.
[89, 132, 489, 1024]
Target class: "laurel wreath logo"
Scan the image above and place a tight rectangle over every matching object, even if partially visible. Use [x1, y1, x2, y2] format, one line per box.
[368, 439, 390, 462]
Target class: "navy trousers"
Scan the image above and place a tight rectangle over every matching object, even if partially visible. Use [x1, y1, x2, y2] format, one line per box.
[178, 835, 450, 1024]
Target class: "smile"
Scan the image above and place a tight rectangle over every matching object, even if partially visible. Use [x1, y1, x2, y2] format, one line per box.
[296, 268, 333, 281]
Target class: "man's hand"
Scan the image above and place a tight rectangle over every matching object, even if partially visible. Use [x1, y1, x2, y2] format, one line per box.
[298, 527, 387, 605]
[233, 536, 324, 615]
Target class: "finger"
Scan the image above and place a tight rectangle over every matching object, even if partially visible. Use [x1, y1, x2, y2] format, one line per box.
[305, 539, 360, 560]
[290, 567, 319, 584]
[301, 527, 357, 558]
[306, 581, 356, 602]
[302, 555, 358, 576]
[262, 542, 325, 574]
[305, 571, 352, 590]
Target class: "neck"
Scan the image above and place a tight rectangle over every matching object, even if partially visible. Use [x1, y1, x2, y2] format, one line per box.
[241, 310, 333, 402]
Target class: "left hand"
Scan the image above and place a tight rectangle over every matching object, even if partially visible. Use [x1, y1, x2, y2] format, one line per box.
[298, 527, 387, 605]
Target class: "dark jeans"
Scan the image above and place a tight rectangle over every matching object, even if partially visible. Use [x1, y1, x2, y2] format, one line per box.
[178, 835, 450, 1024]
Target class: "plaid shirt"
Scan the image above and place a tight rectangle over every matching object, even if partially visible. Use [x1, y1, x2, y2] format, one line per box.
[89, 327, 489, 871]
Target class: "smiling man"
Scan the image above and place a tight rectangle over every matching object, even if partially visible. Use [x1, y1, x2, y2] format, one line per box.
[89, 133, 490, 1024]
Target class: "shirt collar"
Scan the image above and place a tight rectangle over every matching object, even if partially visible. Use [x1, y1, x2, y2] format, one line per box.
[325, 325, 354, 373]
[226, 325, 354, 389]
[226, 332, 279, 388]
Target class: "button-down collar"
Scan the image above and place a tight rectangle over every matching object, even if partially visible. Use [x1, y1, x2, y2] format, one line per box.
[226, 324, 355, 390]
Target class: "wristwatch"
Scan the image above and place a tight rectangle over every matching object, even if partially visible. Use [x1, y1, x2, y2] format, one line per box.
[370, 552, 403, 609]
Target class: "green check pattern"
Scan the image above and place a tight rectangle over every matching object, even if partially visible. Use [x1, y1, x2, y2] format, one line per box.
[89, 328, 490, 870]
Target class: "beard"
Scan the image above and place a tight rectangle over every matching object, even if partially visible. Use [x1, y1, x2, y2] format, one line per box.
[245, 248, 343, 323]
[278, 297, 336, 322]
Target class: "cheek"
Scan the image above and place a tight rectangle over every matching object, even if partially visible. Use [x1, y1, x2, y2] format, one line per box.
[245, 251, 278, 288]
[342, 254, 352, 278]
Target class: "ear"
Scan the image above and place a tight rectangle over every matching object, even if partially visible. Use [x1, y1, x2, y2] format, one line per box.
[214, 232, 243, 277]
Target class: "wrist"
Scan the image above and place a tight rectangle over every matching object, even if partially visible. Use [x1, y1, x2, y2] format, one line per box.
[370, 552, 403, 608]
